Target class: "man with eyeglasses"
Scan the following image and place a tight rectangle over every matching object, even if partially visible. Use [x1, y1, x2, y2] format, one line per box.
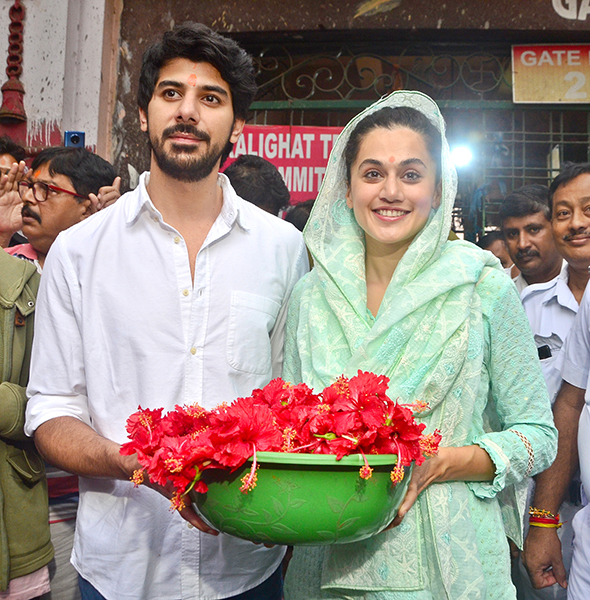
[5, 147, 120, 271]
[2, 146, 119, 600]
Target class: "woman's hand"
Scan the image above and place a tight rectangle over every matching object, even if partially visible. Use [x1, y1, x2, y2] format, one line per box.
[387, 452, 446, 528]
[387, 445, 495, 528]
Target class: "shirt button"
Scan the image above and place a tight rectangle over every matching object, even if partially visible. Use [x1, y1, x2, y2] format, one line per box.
[190, 347, 197, 355]
[152, 216, 158, 222]
[182, 289, 189, 297]
[198, 289, 204, 297]
[174, 236, 180, 244]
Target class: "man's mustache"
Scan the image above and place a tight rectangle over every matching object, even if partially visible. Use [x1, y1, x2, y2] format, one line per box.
[515, 249, 539, 260]
[21, 204, 41, 224]
[563, 230, 590, 241]
[162, 124, 211, 144]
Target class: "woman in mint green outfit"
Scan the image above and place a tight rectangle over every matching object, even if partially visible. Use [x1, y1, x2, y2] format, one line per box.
[282, 91, 557, 599]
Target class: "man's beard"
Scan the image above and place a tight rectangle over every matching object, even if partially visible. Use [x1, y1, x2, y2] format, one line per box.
[148, 123, 230, 183]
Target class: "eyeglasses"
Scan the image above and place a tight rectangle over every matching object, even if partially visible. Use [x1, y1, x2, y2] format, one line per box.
[18, 180, 88, 203]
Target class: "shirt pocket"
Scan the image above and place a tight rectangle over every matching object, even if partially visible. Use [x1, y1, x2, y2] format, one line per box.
[227, 291, 281, 375]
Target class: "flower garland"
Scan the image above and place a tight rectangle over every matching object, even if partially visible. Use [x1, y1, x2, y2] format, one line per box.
[121, 371, 441, 510]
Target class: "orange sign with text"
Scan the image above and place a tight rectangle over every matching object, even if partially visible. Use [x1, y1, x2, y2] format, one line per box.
[512, 44, 590, 103]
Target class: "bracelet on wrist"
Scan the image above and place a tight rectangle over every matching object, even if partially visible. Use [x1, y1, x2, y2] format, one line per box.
[529, 519, 562, 529]
[529, 507, 558, 520]
[528, 507, 561, 528]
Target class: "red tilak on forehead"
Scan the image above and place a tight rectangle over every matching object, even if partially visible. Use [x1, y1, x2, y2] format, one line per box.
[187, 73, 197, 87]
[388, 156, 395, 163]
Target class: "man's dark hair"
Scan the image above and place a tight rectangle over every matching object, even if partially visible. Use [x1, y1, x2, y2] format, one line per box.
[476, 230, 505, 250]
[138, 22, 256, 122]
[549, 162, 590, 211]
[499, 184, 551, 224]
[31, 147, 117, 199]
[224, 155, 289, 215]
[0, 136, 25, 163]
[284, 199, 315, 232]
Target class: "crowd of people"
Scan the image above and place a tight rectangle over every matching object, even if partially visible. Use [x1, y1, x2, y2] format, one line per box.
[1, 19, 590, 600]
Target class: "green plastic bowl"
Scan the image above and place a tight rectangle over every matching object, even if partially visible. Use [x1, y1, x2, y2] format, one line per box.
[190, 452, 412, 545]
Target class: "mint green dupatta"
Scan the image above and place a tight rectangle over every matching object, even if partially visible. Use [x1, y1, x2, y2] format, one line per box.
[283, 91, 509, 597]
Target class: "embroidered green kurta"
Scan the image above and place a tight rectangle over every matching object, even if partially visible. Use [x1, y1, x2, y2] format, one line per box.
[282, 91, 557, 600]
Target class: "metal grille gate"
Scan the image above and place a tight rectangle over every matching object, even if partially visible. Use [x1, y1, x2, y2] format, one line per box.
[241, 39, 590, 237]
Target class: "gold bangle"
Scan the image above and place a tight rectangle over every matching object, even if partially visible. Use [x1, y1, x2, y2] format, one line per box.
[529, 507, 558, 520]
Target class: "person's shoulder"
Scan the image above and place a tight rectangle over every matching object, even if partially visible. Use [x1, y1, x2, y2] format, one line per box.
[577, 283, 590, 317]
[476, 267, 523, 325]
[520, 275, 560, 306]
[291, 266, 320, 297]
[477, 265, 516, 295]
[59, 187, 134, 244]
[0, 247, 39, 302]
[442, 239, 519, 309]
[237, 197, 304, 244]
[5, 242, 37, 261]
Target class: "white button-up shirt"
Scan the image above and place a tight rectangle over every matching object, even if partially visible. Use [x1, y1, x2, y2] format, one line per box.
[25, 173, 308, 600]
[520, 263, 578, 403]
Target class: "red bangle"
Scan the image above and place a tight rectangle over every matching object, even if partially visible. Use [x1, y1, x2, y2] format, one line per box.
[529, 515, 561, 529]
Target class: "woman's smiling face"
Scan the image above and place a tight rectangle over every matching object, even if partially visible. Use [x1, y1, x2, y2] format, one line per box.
[346, 125, 441, 254]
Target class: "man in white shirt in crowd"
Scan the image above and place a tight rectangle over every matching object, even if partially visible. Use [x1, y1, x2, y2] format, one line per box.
[521, 163, 590, 599]
[24, 22, 307, 600]
[500, 184, 565, 295]
[518, 168, 590, 402]
[501, 181, 580, 599]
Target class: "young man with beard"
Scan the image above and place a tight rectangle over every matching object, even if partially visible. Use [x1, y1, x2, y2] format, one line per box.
[24, 23, 307, 600]
[515, 163, 590, 599]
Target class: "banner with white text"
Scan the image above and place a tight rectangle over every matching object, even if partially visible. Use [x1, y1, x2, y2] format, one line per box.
[226, 125, 344, 203]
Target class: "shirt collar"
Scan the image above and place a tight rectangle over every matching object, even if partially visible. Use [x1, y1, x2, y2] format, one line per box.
[218, 173, 251, 232]
[518, 259, 568, 297]
[521, 262, 578, 311]
[124, 171, 251, 232]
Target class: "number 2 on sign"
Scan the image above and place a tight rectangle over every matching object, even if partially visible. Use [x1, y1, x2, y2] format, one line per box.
[564, 71, 588, 99]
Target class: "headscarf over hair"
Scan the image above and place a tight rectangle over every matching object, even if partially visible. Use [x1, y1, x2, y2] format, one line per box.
[283, 91, 528, 596]
[305, 91, 455, 285]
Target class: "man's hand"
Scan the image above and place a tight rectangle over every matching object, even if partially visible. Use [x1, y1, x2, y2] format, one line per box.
[89, 176, 121, 211]
[522, 525, 567, 589]
[123, 452, 218, 536]
[0, 160, 26, 246]
[35, 416, 218, 536]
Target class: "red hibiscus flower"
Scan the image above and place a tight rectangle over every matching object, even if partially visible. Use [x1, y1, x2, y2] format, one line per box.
[120, 373, 441, 504]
